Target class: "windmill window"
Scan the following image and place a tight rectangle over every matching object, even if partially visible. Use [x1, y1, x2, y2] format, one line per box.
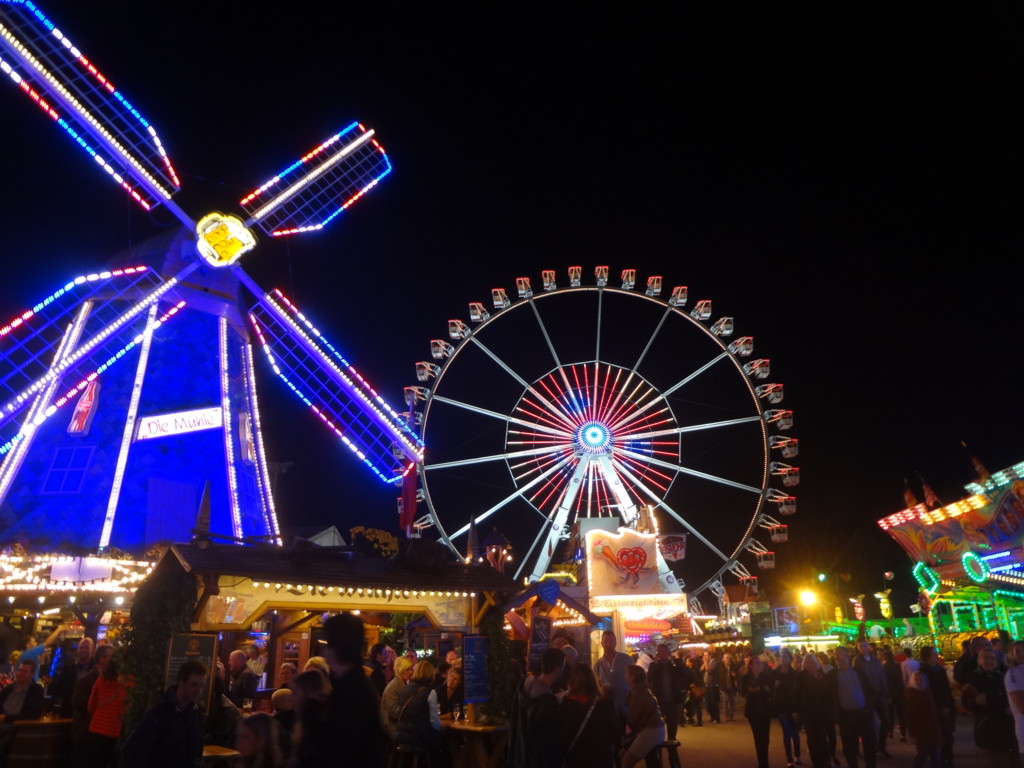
[41, 446, 95, 494]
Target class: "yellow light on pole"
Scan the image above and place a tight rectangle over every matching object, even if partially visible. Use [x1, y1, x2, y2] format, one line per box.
[799, 590, 818, 607]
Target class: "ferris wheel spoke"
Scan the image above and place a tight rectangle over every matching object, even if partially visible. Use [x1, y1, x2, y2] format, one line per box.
[469, 337, 578, 428]
[509, 448, 574, 480]
[528, 300, 563, 369]
[630, 303, 673, 374]
[601, 370, 650, 429]
[607, 399, 670, 435]
[444, 453, 576, 540]
[515, 398, 577, 434]
[611, 459, 733, 564]
[520, 456, 591, 581]
[616, 447, 763, 494]
[608, 350, 731, 432]
[431, 394, 568, 438]
[662, 351, 729, 398]
[426, 444, 571, 472]
[621, 415, 763, 441]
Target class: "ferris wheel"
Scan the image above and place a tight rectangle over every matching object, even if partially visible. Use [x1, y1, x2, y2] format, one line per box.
[412, 267, 799, 599]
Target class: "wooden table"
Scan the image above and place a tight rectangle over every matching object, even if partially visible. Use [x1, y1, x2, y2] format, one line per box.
[442, 717, 509, 768]
[203, 744, 241, 766]
[8, 717, 73, 768]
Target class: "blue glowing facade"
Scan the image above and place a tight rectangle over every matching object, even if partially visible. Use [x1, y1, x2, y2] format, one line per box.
[0, 232, 280, 553]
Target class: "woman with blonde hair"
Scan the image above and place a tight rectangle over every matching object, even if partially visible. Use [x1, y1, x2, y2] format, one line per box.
[302, 656, 332, 694]
[381, 655, 415, 739]
[395, 661, 442, 758]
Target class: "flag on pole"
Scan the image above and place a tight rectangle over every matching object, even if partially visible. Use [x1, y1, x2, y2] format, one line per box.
[903, 479, 919, 509]
[962, 441, 991, 481]
[399, 468, 418, 533]
[466, 514, 479, 564]
[971, 456, 991, 481]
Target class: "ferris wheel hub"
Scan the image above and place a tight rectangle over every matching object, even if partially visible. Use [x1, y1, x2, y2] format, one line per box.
[576, 421, 612, 455]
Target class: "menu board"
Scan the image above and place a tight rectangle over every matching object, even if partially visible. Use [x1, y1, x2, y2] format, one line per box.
[165, 633, 218, 713]
[527, 615, 552, 673]
[462, 635, 489, 704]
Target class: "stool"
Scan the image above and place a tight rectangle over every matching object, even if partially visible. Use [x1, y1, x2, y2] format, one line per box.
[646, 740, 682, 768]
[390, 743, 431, 768]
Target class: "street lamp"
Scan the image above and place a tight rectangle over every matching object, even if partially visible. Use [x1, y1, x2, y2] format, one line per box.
[799, 589, 823, 633]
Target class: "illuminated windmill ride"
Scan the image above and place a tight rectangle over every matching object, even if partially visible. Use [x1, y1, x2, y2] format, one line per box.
[0, 1, 422, 553]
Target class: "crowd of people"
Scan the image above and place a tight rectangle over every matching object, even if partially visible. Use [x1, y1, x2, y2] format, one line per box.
[3, 619, 1024, 768]
[507, 631, 1024, 768]
[0, 624, 129, 767]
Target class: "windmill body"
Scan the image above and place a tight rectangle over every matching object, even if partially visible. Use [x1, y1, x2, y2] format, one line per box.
[1, 230, 280, 552]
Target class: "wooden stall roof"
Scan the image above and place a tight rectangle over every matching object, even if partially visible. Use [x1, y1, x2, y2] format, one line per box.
[161, 542, 520, 594]
[503, 581, 603, 625]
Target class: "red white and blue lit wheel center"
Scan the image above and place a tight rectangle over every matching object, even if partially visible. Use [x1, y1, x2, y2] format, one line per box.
[576, 421, 612, 455]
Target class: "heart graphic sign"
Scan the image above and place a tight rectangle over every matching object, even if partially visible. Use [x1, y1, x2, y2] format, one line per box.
[616, 546, 647, 575]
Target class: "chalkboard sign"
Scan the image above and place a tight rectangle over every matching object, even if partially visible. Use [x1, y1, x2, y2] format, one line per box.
[165, 633, 218, 713]
[527, 615, 552, 673]
[462, 635, 489, 704]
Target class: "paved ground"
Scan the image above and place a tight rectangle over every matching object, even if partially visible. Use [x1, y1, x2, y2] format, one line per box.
[663, 712, 999, 768]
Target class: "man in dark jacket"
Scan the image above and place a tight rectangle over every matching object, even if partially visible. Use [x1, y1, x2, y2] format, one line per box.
[49, 636, 93, 717]
[226, 649, 258, 709]
[827, 646, 877, 768]
[510, 647, 565, 768]
[366, 642, 388, 698]
[853, 640, 891, 757]
[0, 658, 45, 763]
[322, 613, 385, 768]
[920, 646, 955, 768]
[121, 660, 207, 768]
[648, 643, 688, 739]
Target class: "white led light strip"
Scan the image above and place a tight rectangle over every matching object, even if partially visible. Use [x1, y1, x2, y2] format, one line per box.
[243, 343, 281, 543]
[245, 129, 374, 224]
[220, 318, 243, 541]
[100, 304, 159, 551]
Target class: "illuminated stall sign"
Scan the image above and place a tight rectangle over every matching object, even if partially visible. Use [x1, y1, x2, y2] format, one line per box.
[585, 528, 687, 616]
[136, 407, 223, 441]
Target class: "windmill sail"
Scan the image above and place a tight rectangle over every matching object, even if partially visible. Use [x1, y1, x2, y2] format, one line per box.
[0, 0, 188, 221]
[241, 277, 422, 485]
[240, 122, 392, 237]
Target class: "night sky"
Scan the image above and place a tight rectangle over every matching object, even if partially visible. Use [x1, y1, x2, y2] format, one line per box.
[1, 2, 1021, 614]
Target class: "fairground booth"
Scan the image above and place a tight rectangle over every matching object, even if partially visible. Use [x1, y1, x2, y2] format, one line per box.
[878, 460, 1024, 655]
